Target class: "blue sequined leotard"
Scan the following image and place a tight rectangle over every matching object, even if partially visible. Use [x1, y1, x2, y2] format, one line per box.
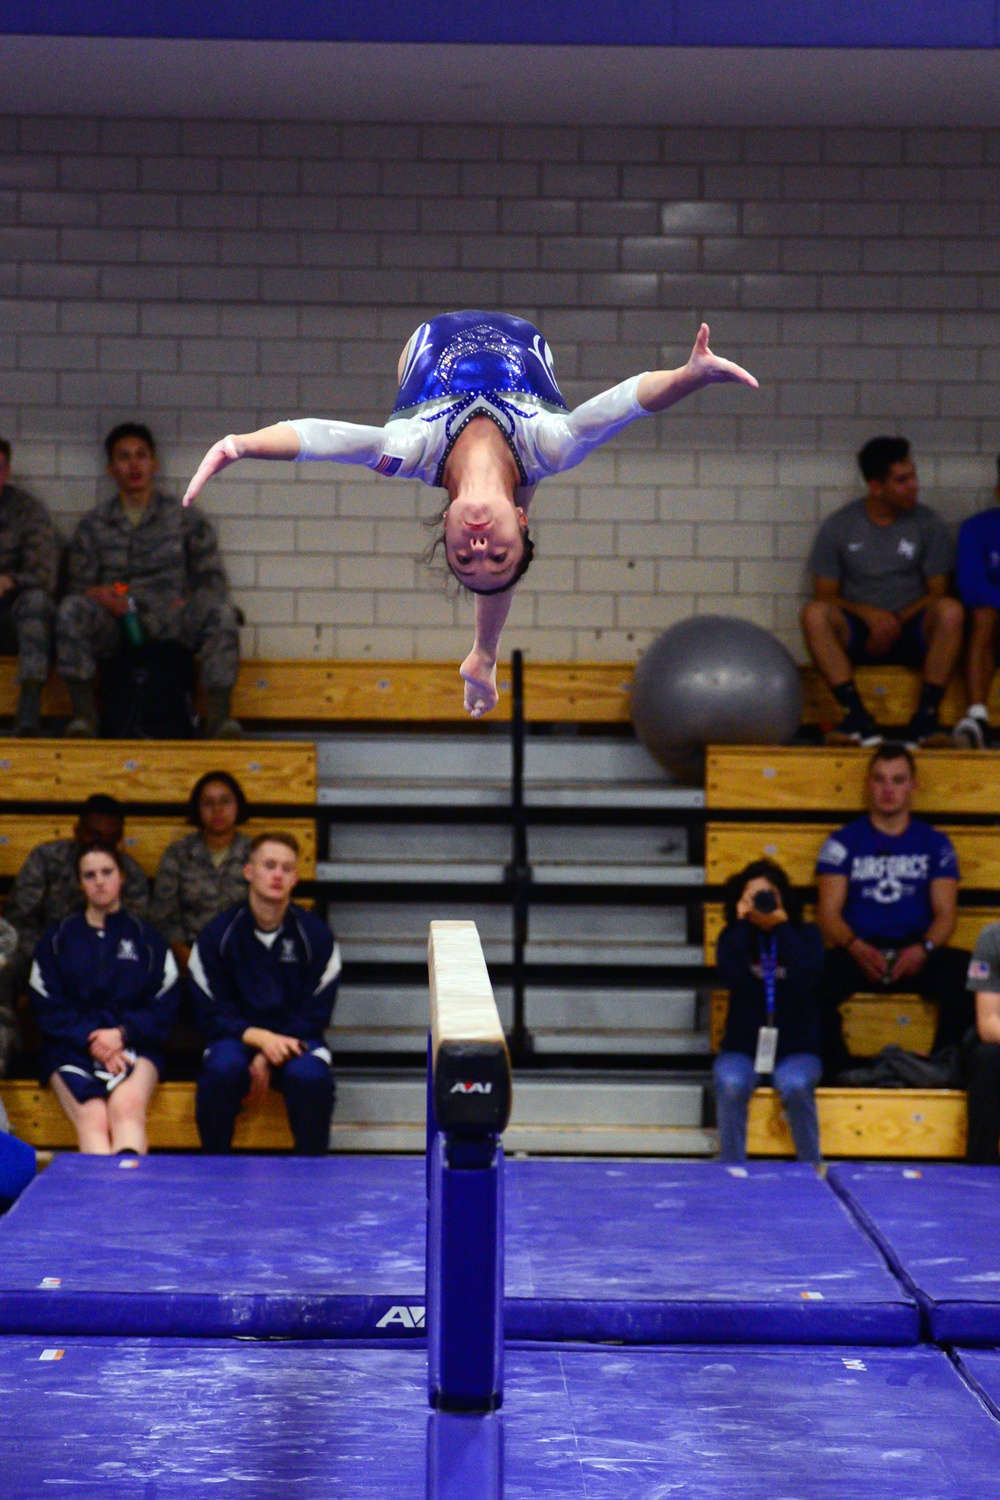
[290, 308, 648, 487]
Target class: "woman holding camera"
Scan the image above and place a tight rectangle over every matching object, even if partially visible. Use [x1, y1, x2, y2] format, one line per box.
[713, 859, 825, 1165]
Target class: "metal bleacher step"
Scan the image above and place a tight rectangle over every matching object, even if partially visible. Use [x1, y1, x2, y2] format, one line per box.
[319, 821, 700, 888]
[330, 984, 709, 1056]
[330, 901, 693, 966]
[316, 733, 700, 811]
[328, 1069, 714, 1156]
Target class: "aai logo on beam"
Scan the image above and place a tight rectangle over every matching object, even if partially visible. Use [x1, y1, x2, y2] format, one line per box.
[375, 1305, 426, 1330]
[450, 1081, 492, 1094]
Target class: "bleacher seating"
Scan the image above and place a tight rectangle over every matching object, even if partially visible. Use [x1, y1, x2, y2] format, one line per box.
[0, 657, 995, 728]
[706, 743, 999, 1161]
[0, 661, 996, 1160]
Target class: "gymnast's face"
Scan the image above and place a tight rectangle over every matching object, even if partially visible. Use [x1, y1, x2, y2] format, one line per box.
[443, 495, 527, 593]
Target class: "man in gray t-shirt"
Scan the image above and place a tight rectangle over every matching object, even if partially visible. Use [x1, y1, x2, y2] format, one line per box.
[802, 435, 963, 748]
[964, 922, 1000, 1164]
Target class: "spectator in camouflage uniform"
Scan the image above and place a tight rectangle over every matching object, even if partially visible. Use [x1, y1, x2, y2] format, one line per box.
[0, 794, 149, 1064]
[0, 438, 60, 736]
[151, 771, 252, 973]
[55, 423, 241, 739]
[0, 914, 21, 1076]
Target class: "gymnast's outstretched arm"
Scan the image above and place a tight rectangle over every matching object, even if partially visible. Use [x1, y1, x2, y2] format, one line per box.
[532, 323, 757, 477]
[182, 418, 389, 505]
[460, 590, 516, 719]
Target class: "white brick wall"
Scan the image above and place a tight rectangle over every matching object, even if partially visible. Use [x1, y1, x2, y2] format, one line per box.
[2, 117, 999, 663]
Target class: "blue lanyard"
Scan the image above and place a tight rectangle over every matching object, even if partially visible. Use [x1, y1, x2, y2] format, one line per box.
[760, 935, 778, 1023]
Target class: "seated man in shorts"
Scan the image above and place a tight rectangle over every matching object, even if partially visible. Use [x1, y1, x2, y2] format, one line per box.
[801, 436, 963, 748]
[189, 833, 341, 1155]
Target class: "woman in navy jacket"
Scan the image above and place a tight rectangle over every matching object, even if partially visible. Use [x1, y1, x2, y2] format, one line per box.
[30, 842, 179, 1154]
[714, 859, 825, 1165]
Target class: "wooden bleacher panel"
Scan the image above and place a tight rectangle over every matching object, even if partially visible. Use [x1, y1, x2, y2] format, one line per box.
[839, 994, 938, 1057]
[709, 986, 938, 1059]
[0, 816, 316, 879]
[0, 741, 315, 804]
[746, 1087, 967, 1158]
[799, 665, 976, 731]
[0, 1079, 294, 1151]
[707, 746, 1000, 814]
[706, 822, 1000, 888]
[0, 658, 635, 726]
[0, 656, 994, 728]
[702, 902, 996, 965]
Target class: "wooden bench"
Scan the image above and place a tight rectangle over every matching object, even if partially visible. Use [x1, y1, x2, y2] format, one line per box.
[747, 1087, 966, 1159]
[709, 986, 939, 1059]
[706, 822, 1000, 888]
[0, 657, 993, 728]
[0, 1078, 294, 1150]
[703, 902, 996, 966]
[0, 659, 637, 726]
[0, 741, 316, 804]
[0, 814, 317, 878]
[707, 745, 1000, 814]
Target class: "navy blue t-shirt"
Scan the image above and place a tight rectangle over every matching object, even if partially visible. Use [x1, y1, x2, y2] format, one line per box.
[815, 815, 959, 944]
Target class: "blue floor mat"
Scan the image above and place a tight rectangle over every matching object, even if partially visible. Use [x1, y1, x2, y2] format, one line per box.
[0, 1339, 994, 1499]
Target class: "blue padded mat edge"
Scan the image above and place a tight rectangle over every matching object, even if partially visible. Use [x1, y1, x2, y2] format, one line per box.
[0, 1155, 919, 1344]
[830, 1163, 1000, 1345]
[0, 1339, 997, 1500]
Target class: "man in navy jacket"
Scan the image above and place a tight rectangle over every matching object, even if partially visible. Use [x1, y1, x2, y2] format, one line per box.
[189, 832, 341, 1154]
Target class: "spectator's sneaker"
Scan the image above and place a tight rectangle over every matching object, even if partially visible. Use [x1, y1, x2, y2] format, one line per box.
[953, 713, 997, 750]
[903, 707, 951, 749]
[825, 704, 883, 747]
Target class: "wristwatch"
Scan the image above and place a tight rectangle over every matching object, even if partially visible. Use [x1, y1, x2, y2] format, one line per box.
[923, 938, 936, 954]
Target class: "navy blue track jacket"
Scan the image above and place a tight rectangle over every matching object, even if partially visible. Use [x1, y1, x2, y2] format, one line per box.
[30, 908, 179, 1056]
[189, 902, 341, 1043]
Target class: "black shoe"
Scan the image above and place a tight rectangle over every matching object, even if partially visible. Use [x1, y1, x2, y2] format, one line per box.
[825, 704, 883, 747]
[903, 707, 951, 749]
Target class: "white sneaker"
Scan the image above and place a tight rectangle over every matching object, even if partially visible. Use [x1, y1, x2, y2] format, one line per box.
[953, 714, 987, 749]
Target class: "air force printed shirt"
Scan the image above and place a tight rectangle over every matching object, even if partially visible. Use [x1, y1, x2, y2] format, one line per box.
[815, 816, 960, 945]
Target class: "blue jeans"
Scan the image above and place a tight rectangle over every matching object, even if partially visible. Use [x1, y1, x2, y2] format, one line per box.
[713, 1051, 823, 1165]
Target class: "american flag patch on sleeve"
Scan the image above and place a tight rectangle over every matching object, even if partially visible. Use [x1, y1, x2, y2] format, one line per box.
[374, 453, 403, 476]
[969, 960, 991, 981]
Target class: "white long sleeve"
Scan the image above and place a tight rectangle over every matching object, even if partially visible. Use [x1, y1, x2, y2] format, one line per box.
[289, 418, 390, 466]
[525, 375, 649, 478]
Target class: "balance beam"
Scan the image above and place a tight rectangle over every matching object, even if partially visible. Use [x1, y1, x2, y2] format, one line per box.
[426, 921, 511, 1415]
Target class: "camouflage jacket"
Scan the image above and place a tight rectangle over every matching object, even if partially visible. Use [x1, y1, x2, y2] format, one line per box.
[0, 913, 22, 1073]
[3, 838, 149, 956]
[66, 492, 229, 631]
[0, 483, 60, 596]
[150, 830, 252, 946]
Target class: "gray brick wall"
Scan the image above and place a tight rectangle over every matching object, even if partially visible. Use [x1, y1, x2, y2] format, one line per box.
[2, 117, 999, 663]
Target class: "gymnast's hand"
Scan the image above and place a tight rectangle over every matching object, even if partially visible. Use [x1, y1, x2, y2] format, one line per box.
[685, 323, 758, 390]
[182, 435, 242, 507]
[460, 650, 498, 719]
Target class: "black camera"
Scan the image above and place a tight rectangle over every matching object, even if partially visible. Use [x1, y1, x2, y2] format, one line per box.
[752, 888, 779, 914]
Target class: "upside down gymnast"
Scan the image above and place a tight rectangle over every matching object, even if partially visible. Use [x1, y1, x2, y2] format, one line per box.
[183, 311, 757, 716]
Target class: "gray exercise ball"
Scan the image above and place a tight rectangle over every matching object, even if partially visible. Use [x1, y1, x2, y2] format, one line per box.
[631, 614, 803, 781]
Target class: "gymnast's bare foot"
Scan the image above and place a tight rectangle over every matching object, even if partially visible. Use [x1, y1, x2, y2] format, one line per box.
[460, 650, 498, 718]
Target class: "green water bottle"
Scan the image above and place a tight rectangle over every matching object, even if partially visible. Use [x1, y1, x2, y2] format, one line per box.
[122, 592, 145, 647]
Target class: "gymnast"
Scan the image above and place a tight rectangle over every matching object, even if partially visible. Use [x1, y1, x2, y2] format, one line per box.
[183, 310, 757, 716]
